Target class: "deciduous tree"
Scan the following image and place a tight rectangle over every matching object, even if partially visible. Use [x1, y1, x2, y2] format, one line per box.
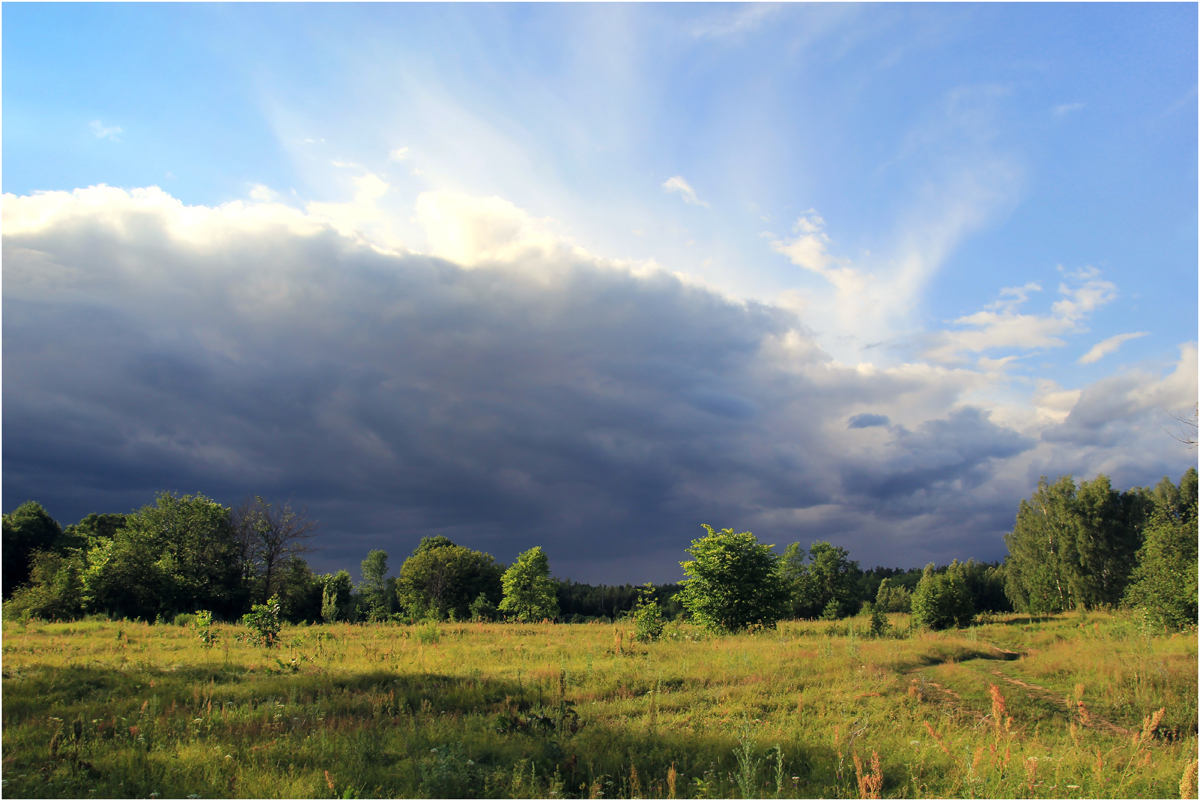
[677, 525, 788, 632]
[396, 537, 503, 621]
[499, 546, 558, 622]
[3, 501, 65, 598]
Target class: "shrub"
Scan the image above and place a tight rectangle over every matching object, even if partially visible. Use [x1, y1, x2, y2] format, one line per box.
[416, 620, 440, 644]
[192, 610, 216, 645]
[865, 602, 891, 637]
[173, 612, 197, 627]
[469, 592, 498, 622]
[243, 596, 282, 647]
[912, 563, 974, 630]
[633, 584, 664, 642]
[875, 578, 912, 613]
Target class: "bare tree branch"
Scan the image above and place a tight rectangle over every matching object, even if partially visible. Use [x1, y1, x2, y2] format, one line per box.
[1163, 403, 1198, 448]
[232, 496, 319, 602]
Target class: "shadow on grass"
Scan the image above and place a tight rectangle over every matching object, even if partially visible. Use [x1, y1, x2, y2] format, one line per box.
[2, 661, 868, 799]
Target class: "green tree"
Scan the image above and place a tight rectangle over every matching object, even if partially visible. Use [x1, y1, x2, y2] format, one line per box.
[81, 492, 244, 620]
[778, 540, 860, 619]
[396, 537, 503, 621]
[321, 570, 354, 623]
[1123, 468, 1198, 631]
[3, 501, 65, 598]
[3, 549, 85, 621]
[1005, 474, 1148, 613]
[499, 546, 559, 622]
[874, 577, 912, 613]
[275, 556, 324, 623]
[911, 561, 975, 630]
[359, 549, 392, 621]
[677, 525, 789, 632]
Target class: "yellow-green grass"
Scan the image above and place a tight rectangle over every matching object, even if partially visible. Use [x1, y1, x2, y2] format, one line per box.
[2, 612, 1195, 798]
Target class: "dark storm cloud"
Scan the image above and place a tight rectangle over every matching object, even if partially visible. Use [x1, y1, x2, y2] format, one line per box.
[5, 189, 1191, 581]
[840, 408, 1035, 505]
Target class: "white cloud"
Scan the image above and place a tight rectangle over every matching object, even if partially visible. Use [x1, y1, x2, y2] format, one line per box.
[1053, 102, 1085, 116]
[922, 266, 1119, 364]
[1078, 331, 1149, 364]
[414, 191, 592, 269]
[305, 171, 406, 253]
[88, 120, 122, 140]
[388, 147, 410, 162]
[249, 185, 277, 202]
[662, 175, 708, 207]
[770, 211, 869, 297]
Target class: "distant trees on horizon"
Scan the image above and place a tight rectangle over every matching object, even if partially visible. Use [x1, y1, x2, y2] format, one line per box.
[3, 466, 1196, 632]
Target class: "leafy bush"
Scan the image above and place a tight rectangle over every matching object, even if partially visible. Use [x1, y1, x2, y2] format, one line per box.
[865, 602, 891, 637]
[677, 525, 789, 632]
[633, 584, 664, 642]
[874, 578, 912, 613]
[469, 592, 498, 622]
[243, 595, 282, 647]
[415, 620, 441, 644]
[911, 563, 974, 630]
[173, 612, 197, 627]
[192, 610, 216, 645]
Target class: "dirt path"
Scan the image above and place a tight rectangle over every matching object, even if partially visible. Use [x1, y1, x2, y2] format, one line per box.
[983, 668, 1133, 737]
[900, 650, 1133, 738]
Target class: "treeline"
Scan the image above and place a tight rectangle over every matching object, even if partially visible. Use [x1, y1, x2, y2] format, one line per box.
[3, 467, 1195, 630]
[1004, 468, 1197, 629]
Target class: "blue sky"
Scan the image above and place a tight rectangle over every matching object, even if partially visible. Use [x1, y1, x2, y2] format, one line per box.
[4, 4, 1196, 581]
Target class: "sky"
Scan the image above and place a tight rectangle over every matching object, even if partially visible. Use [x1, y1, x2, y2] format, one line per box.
[3, 3, 1197, 584]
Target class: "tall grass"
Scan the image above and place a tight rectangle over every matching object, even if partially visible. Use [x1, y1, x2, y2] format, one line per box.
[1, 611, 1194, 798]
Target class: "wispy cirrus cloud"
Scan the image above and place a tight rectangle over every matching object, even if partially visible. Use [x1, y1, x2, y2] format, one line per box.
[88, 120, 122, 140]
[662, 175, 708, 207]
[1078, 331, 1149, 364]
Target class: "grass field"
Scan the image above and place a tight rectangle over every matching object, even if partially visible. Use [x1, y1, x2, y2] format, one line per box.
[2, 612, 1196, 799]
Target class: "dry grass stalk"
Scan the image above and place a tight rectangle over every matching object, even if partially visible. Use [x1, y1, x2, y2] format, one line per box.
[588, 777, 603, 799]
[853, 750, 883, 799]
[630, 760, 642, 799]
[1180, 759, 1198, 800]
[1025, 757, 1038, 794]
[1141, 707, 1167, 743]
[988, 684, 1010, 735]
[923, 721, 953, 757]
[324, 770, 335, 791]
[667, 761, 677, 800]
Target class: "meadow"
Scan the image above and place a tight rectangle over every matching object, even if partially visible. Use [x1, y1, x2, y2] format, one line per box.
[1, 612, 1196, 799]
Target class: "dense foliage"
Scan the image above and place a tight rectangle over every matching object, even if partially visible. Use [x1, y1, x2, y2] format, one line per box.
[498, 547, 559, 622]
[911, 562, 976, 630]
[1004, 468, 1196, 628]
[677, 525, 789, 632]
[1123, 470, 1199, 630]
[395, 537, 504, 621]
